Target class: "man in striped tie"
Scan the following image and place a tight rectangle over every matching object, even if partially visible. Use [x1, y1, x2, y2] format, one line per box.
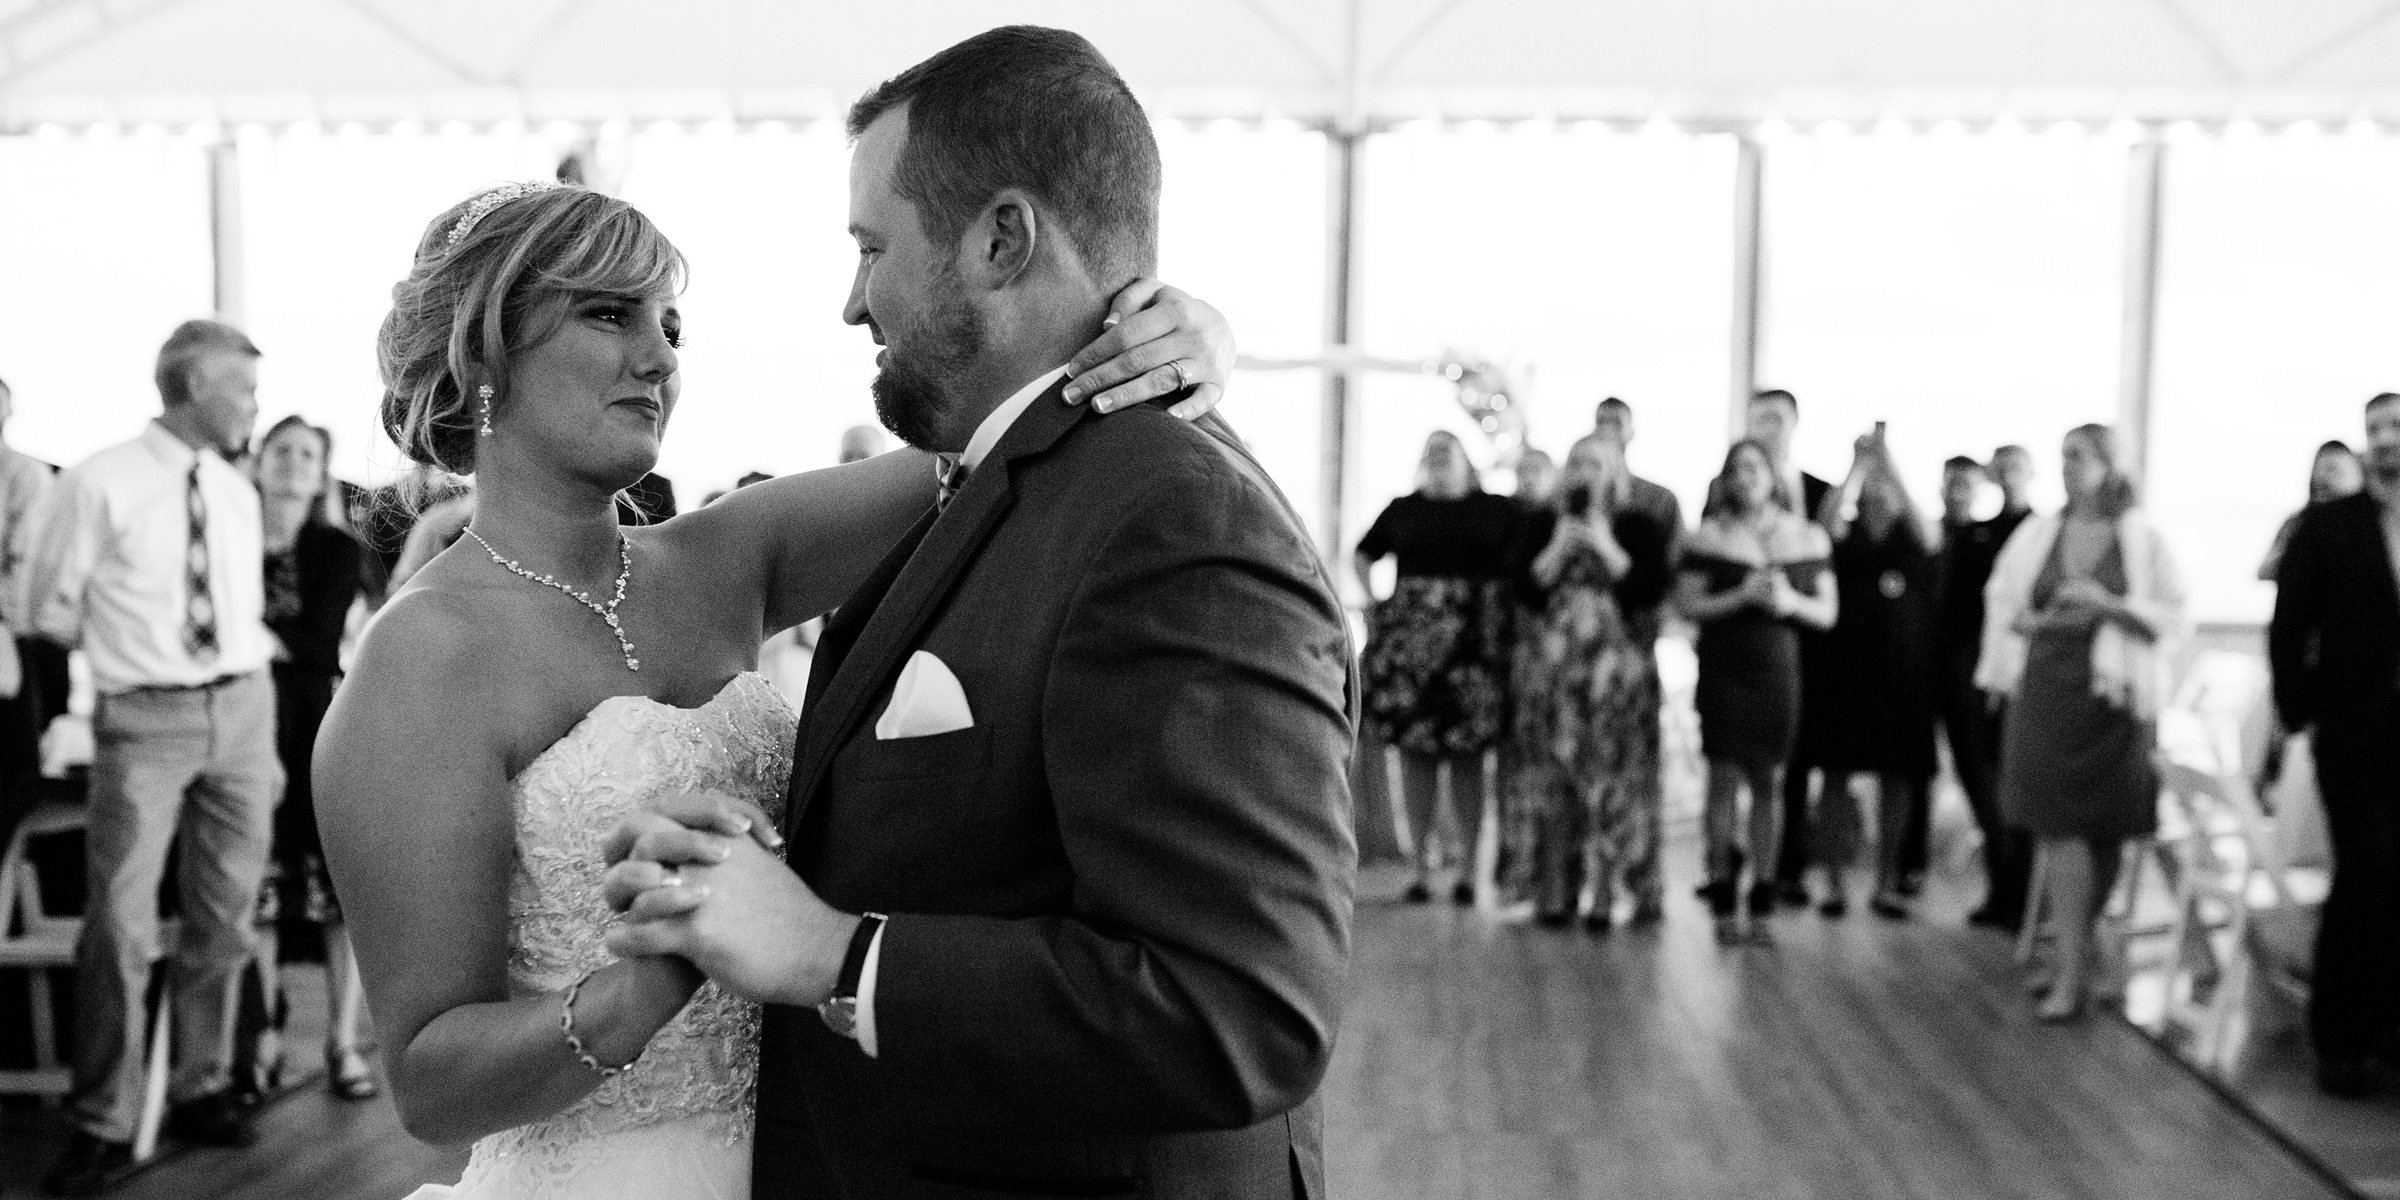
[18, 319, 280, 1196]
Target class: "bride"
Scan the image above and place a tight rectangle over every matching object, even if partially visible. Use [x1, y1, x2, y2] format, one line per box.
[313, 182, 1235, 1199]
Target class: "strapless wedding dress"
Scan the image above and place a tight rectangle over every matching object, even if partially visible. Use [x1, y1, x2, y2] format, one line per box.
[410, 672, 795, 1200]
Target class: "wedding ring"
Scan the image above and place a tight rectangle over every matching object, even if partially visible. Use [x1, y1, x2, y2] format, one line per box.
[660, 866, 684, 888]
[1165, 359, 1191, 391]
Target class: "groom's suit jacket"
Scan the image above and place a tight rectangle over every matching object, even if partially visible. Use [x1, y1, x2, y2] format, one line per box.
[758, 381, 1360, 1200]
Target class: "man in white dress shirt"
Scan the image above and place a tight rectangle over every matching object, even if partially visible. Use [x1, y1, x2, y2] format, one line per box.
[21, 319, 280, 1196]
[0, 373, 61, 773]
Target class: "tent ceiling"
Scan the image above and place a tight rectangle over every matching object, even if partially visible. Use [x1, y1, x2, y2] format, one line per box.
[5, 0, 2400, 128]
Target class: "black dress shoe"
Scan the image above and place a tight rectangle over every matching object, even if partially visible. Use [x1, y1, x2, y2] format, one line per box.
[1748, 882, 1781, 917]
[42, 1131, 133, 1197]
[1534, 910, 1573, 929]
[2317, 1055, 2390, 1099]
[1819, 895, 1849, 918]
[1451, 880, 1476, 906]
[1401, 881, 1433, 904]
[1581, 910, 1613, 934]
[1773, 880, 1811, 908]
[166, 1091, 257, 1147]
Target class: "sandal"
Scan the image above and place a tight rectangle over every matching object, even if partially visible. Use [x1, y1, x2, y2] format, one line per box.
[327, 1045, 379, 1101]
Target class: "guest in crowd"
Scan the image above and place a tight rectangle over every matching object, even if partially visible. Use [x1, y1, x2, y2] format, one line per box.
[20, 320, 281, 1192]
[0, 372, 67, 792]
[2259, 439, 2363, 581]
[1512, 447, 1558, 510]
[1937, 454, 2033, 930]
[1981, 423, 2184, 1022]
[1492, 446, 1557, 898]
[1746, 389, 1836, 905]
[1990, 443, 2034, 516]
[615, 468, 677, 525]
[1590, 398, 1683, 910]
[1356, 430, 1519, 904]
[2268, 393, 2400, 1097]
[1509, 435, 1675, 928]
[837, 423, 889, 464]
[241, 416, 374, 1102]
[1676, 439, 1836, 942]
[387, 487, 475, 593]
[1814, 432, 1938, 918]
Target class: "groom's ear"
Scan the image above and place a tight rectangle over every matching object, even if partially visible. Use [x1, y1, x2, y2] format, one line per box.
[966, 188, 1040, 290]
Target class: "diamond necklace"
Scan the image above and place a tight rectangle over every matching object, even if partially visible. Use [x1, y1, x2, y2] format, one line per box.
[461, 526, 641, 672]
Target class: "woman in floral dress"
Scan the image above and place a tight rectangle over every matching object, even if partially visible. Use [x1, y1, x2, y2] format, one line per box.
[1355, 431, 1520, 903]
[1507, 435, 1674, 929]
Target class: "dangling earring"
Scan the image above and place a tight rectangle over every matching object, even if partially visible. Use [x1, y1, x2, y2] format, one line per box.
[477, 384, 495, 437]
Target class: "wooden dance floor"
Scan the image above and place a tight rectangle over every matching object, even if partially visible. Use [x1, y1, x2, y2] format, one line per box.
[0, 846, 2353, 1200]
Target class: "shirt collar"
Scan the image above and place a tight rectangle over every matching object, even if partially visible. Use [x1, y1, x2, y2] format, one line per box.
[140, 420, 207, 470]
[957, 364, 1071, 473]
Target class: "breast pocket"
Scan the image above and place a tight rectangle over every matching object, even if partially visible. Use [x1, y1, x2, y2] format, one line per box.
[840, 723, 993, 782]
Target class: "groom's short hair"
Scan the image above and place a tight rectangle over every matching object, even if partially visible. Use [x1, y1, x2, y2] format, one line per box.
[848, 25, 1161, 286]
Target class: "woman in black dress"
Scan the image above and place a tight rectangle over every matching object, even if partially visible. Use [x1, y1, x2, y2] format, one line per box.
[1981, 423, 2184, 1020]
[2257, 439, 2361, 581]
[250, 416, 375, 1097]
[1675, 440, 1837, 942]
[1355, 431, 1520, 904]
[1815, 433, 1938, 919]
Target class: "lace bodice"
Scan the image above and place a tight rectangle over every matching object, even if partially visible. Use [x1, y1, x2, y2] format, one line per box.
[456, 672, 795, 1194]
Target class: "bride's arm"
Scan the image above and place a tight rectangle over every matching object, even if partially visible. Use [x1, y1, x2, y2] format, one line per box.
[315, 592, 709, 1146]
[663, 282, 1238, 635]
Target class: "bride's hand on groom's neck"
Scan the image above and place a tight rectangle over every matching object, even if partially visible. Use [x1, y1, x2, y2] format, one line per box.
[1061, 280, 1235, 419]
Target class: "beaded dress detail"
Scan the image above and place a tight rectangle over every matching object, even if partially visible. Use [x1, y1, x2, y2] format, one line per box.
[415, 672, 795, 1200]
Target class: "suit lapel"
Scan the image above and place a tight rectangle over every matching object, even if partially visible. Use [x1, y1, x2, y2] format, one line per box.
[788, 381, 1091, 827]
[804, 507, 939, 715]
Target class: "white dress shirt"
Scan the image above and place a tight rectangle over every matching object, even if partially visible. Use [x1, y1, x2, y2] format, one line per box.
[850, 362, 1068, 1058]
[0, 443, 54, 629]
[17, 421, 271, 694]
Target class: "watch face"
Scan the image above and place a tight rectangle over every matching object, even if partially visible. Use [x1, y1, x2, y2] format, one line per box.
[817, 996, 860, 1039]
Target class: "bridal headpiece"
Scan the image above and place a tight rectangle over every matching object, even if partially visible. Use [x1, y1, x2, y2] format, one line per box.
[445, 180, 567, 249]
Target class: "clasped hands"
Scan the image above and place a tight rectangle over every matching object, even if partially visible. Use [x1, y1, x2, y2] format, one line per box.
[2019, 578, 2120, 633]
[598, 793, 857, 1009]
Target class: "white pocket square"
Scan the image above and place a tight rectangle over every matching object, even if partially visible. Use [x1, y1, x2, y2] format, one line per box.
[875, 650, 976, 740]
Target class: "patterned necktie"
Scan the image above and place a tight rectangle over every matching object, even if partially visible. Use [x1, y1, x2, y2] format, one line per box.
[935, 454, 970, 513]
[184, 461, 218, 660]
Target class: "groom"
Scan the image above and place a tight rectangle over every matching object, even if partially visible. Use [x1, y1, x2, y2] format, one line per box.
[605, 25, 1360, 1200]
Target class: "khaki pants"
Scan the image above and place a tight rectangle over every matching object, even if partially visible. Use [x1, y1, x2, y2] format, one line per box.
[72, 671, 280, 1142]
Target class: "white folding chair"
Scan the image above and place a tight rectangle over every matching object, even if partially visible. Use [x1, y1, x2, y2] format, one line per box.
[0, 799, 85, 1101]
[2156, 760, 2327, 1072]
[0, 795, 180, 1160]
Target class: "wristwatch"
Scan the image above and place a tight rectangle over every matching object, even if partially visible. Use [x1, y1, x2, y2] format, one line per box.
[816, 912, 886, 1040]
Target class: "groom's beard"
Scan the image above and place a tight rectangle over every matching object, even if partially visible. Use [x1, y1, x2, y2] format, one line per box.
[872, 284, 986, 452]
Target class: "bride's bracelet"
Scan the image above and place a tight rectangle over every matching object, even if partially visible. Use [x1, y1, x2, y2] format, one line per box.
[560, 969, 641, 1079]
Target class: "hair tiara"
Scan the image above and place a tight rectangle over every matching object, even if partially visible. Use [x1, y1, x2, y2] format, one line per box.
[445, 180, 568, 249]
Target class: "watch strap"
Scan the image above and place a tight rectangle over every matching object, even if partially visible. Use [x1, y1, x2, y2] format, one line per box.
[834, 912, 886, 1001]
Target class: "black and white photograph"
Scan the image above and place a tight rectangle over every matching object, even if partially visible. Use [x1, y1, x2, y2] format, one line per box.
[1, 2, 2397, 1197]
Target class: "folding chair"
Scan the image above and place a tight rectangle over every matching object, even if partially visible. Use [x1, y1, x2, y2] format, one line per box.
[2156, 760, 2327, 1072]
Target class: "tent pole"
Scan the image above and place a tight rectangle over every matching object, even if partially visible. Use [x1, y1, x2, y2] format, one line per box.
[1319, 0, 1366, 564]
[1729, 135, 1765, 440]
[207, 140, 246, 326]
[1321, 129, 1362, 565]
[2118, 139, 2166, 487]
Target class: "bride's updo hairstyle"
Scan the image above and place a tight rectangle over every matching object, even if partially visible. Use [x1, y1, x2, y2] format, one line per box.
[378, 183, 687, 476]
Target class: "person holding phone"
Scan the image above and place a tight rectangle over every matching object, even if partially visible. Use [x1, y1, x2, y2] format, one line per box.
[1814, 428, 1939, 919]
[1506, 435, 1675, 928]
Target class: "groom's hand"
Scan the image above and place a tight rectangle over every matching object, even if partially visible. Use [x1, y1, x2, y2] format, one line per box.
[600, 795, 855, 1008]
